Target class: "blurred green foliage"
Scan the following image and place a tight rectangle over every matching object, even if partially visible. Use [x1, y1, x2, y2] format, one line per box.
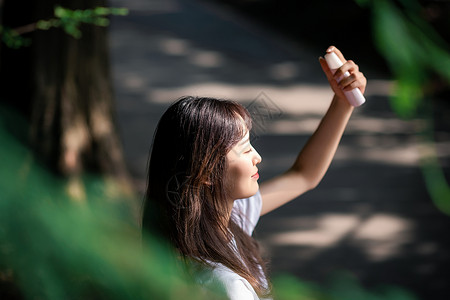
[355, 0, 450, 215]
[0, 105, 220, 299]
[50, 6, 128, 38]
[0, 5, 129, 48]
[0, 27, 32, 48]
[369, 0, 450, 118]
[271, 272, 418, 300]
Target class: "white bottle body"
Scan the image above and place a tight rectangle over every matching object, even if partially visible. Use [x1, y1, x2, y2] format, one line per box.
[324, 52, 365, 107]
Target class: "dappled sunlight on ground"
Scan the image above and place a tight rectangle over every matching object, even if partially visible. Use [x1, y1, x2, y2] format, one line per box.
[335, 140, 420, 167]
[264, 213, 413, 262]
[268, 214, 360, 248]
[353, 214, 413, 261]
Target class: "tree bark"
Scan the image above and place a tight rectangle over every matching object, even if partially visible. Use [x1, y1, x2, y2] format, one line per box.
[1, 0, 130, 181]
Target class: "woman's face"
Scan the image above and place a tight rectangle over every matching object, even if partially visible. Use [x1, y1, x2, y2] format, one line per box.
[224, 131, 262, 201]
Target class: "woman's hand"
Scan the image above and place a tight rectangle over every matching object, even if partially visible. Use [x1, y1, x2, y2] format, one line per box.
[319, 46, 367, 104]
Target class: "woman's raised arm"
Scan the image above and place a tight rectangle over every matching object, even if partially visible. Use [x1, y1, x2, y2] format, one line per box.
[259, 46, 367, 216]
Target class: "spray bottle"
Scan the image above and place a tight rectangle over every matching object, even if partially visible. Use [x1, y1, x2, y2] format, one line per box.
[324, 52, 365, 107]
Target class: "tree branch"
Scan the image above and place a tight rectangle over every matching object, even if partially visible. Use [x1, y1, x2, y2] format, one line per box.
[12, 22, 37, 36]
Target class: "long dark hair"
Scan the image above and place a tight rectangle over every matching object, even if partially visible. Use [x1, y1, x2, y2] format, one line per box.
[142, 96, 269, 296]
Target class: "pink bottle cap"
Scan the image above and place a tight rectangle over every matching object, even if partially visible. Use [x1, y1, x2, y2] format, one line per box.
[324, 52, 343, 70]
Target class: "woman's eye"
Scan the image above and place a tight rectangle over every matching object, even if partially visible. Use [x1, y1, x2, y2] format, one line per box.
[244, 148, 252, 154]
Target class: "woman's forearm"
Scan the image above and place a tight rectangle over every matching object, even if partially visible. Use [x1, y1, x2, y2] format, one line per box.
[289, 95, 353, 190]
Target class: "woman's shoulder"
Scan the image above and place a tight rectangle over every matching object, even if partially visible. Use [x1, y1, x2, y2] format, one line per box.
[197, 262, 260, 300]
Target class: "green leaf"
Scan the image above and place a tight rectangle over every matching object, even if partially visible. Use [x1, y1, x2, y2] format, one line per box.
[390, 78, 423, 119]
[93, 18, 110, 27]
[1, 27, 32, 49]
[73, 9, 84, 19]
[54, 6, 69, 18]
[272, 274, 322, 300]
[94, 7, 110, 16]
[62, 23, 82, 39]
[110, 7, 129, 16]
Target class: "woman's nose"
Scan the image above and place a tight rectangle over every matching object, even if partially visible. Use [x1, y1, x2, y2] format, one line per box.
[253, 148, 262, 165]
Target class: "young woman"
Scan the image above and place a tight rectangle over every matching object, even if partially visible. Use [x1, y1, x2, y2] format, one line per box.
[142, 46, 367, 299]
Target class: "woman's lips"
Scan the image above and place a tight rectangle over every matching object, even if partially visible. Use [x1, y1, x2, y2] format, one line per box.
[251, 172, 259, 179]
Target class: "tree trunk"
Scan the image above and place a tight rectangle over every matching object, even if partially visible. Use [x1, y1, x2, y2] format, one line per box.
[1, 0, 130, 182]
[1, 2, 136, 293]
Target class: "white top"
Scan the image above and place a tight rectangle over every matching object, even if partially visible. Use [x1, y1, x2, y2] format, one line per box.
[196, 191, 270, 300]
[231, 190, 262, 236]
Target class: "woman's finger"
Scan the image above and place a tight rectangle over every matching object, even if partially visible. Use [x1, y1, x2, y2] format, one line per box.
[340, 72, 367, 93]
[338, 73, 357, 88]
[319, 56, 347, 100]
[342, 80, 360, 91]
[333, 60, 359, 82]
